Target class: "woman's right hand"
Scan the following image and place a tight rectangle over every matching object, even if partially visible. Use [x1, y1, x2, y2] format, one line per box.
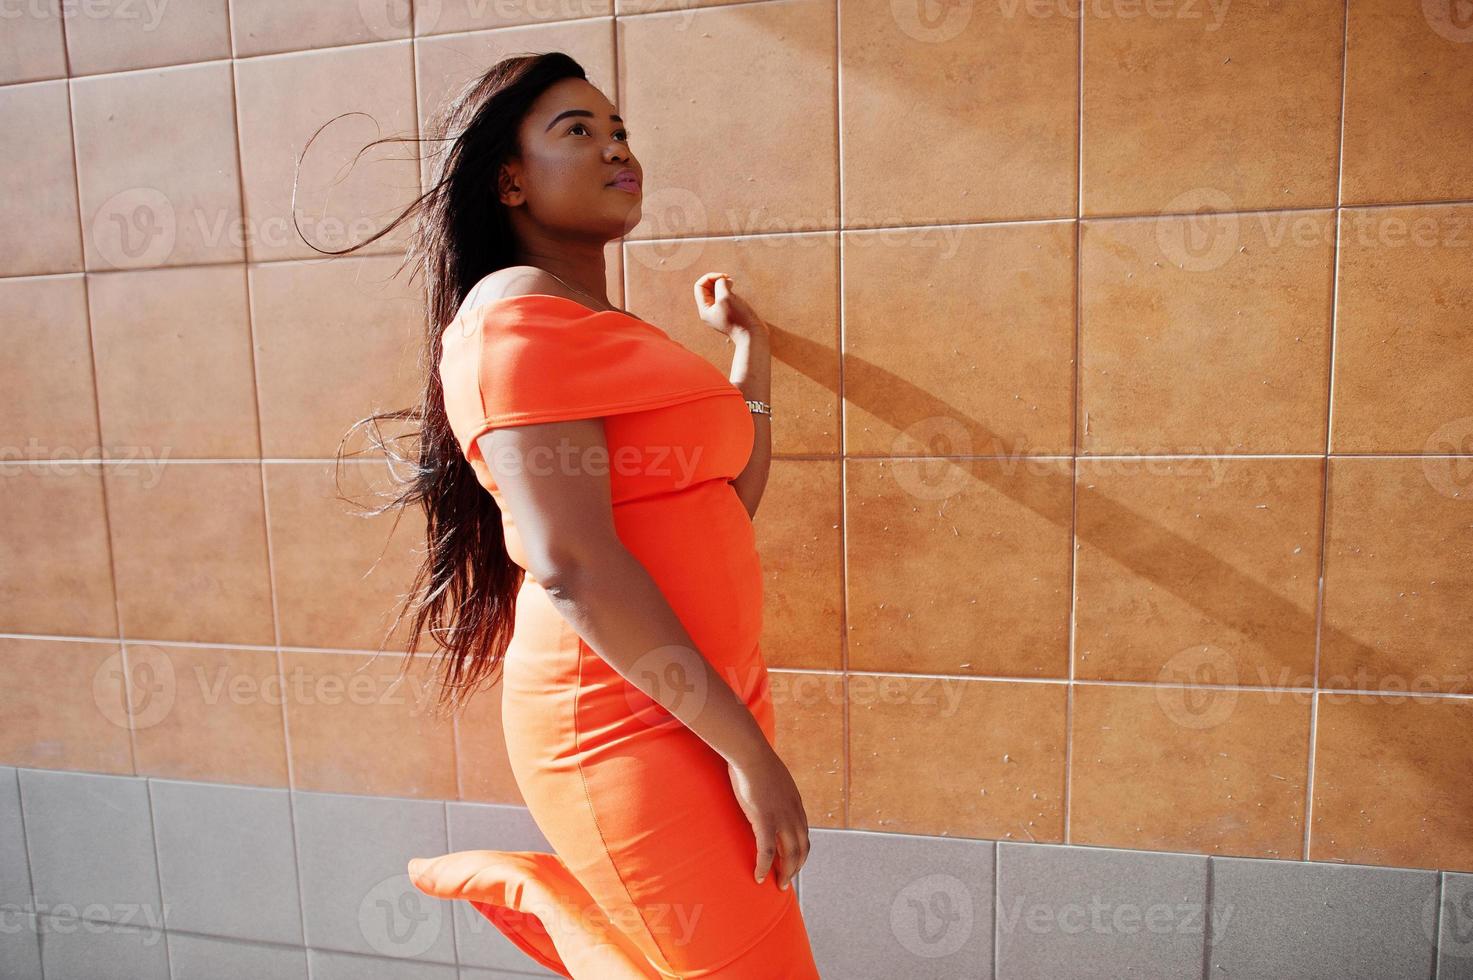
[726, 748, 811, 890]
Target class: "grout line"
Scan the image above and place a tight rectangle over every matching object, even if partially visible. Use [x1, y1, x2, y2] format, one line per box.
[833, 0, 851, 833]
[9, 196, 1473, 288]
[992, 839, 1001, 979]
[7, 623, 1473, 699]
[1064, 0, 1085, 849]
[56, 6, 173, 975]
[1201, 856, 1216, 980]
[222, 0, 312, 959]
[1303, 0, 1354, 865]
[10, 768, 38, 955]
[1432, 871, 1445, 980]
[17, 451, 1473, 467]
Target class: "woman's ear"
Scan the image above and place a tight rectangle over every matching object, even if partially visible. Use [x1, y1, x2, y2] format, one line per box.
[498, 161, 524, 207]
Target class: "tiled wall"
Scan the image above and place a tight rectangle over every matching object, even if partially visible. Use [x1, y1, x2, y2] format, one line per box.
[4, 766, 1472, 979]
[2, 0, 1472, 973]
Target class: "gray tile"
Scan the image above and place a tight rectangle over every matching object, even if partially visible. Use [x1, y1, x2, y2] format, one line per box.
[35, 914, 169, 979]
[1209, 855, 1437, 980]
[1439, 872, 1473, 980]
[800, 828, 993, 979]
[150, 778, 303, 944]
[19, 769, 163, 928]
[459, 966, 561, 979]
[0, 911, 41, 980]
[308, 946, 459, 979]
[166, 931, 309, 980]
[292, 789, 455, 963]
[995, 842, 1208, 980]
[445, 801, 558, 975]
[0, 768, 33, 911]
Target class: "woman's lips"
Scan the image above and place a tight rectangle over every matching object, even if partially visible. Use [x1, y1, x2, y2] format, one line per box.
[608, 177, 640, 193]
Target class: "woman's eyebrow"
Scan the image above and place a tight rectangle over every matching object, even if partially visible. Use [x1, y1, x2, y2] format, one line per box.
[545, 109, 624, 131]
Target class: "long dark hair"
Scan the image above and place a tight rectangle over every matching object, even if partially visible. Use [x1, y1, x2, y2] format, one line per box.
[295, 51, 591, 718]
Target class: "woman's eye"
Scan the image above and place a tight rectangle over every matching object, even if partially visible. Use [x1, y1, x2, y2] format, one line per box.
[569, 123, 631, 141]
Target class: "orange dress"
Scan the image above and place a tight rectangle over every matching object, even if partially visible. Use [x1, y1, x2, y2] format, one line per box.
[409, 293, 821, 979]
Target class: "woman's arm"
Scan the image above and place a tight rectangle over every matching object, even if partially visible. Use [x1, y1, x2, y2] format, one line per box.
[480, 415, 810, 887]
[727, 327, 772, 520]
[477, 418, 774, 770]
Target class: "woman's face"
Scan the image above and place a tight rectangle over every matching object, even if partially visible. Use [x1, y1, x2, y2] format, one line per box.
[500, 77, 642, 239]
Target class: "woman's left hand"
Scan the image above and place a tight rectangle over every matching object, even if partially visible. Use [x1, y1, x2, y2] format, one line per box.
[693, 272, 767, 343]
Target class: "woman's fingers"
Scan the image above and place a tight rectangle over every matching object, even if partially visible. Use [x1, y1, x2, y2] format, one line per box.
[775, 823, 809, 890]
[693, 272, 735, 313]
[753, 821, 778, 884]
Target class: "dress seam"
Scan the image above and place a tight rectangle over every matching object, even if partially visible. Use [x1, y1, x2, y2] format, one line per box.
[654, 887, 802, 979]
[475, 383, 738, 429]
[569, 627, 668, 972]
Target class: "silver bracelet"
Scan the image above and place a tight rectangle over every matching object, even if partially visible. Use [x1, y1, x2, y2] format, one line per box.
[744, 399, 771, 417]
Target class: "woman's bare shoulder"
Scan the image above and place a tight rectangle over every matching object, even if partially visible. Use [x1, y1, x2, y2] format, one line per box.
[458, 266, 578, 319]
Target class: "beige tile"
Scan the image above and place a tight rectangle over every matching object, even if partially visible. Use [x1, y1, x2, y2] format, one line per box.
[1082, 0, 1344, 216]
[129, 643, 290, 787]
[235, 41, 418, 262]
[63, 0, 229, 75]
[417, 0, 612, 37]
[0, 275, 98, 461]
[1074, 457, 1322, 687]
[839, 0, 1077, 226]
[1321, 458, 1473, 696]
[71, 62, 243, 270]
[771, 670, 844, 829]
[1342, 0, 1473, 205]
[232, 0, 410, 57]
[625, 233, 840, 456]
[754, 459, 842, 672]
[1070, 683, 1311, 858]
[249, 256, 423, 457]
[1311, 693, 1473, 871]
[849, 676, 1066, 839]
[89, 264, 260, 459]
[0, 1, 66, 84]
[1080, 211, 1335, 454]
[0, 465, 116, 637]
[0, 637, 133, 773]
[281, 650, 458, 797]
[105, 461, 275, 645]
[265, 460, 429, 651]
[843, 222, 1075, 457]
[617, 0, 836, 238]
[415, 19, 617, 193]
[845, 457, 1073, 678]
[455, 677, 526, 805]
[1330, 203, 1473, 453]
[0, 81, 81, 276]
[617, 0, 738, 10]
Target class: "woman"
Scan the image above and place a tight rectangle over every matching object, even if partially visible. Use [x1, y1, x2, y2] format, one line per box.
[328, 52, 821, 977]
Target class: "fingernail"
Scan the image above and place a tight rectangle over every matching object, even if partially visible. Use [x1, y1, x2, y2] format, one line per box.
[780, 880, 789, 890]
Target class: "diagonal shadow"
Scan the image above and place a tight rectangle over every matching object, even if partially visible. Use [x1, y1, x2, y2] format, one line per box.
[768, 321, 1386, 689]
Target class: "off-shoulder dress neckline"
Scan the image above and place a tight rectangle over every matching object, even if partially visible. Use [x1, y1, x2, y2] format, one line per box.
[474, 292, 661, 331]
